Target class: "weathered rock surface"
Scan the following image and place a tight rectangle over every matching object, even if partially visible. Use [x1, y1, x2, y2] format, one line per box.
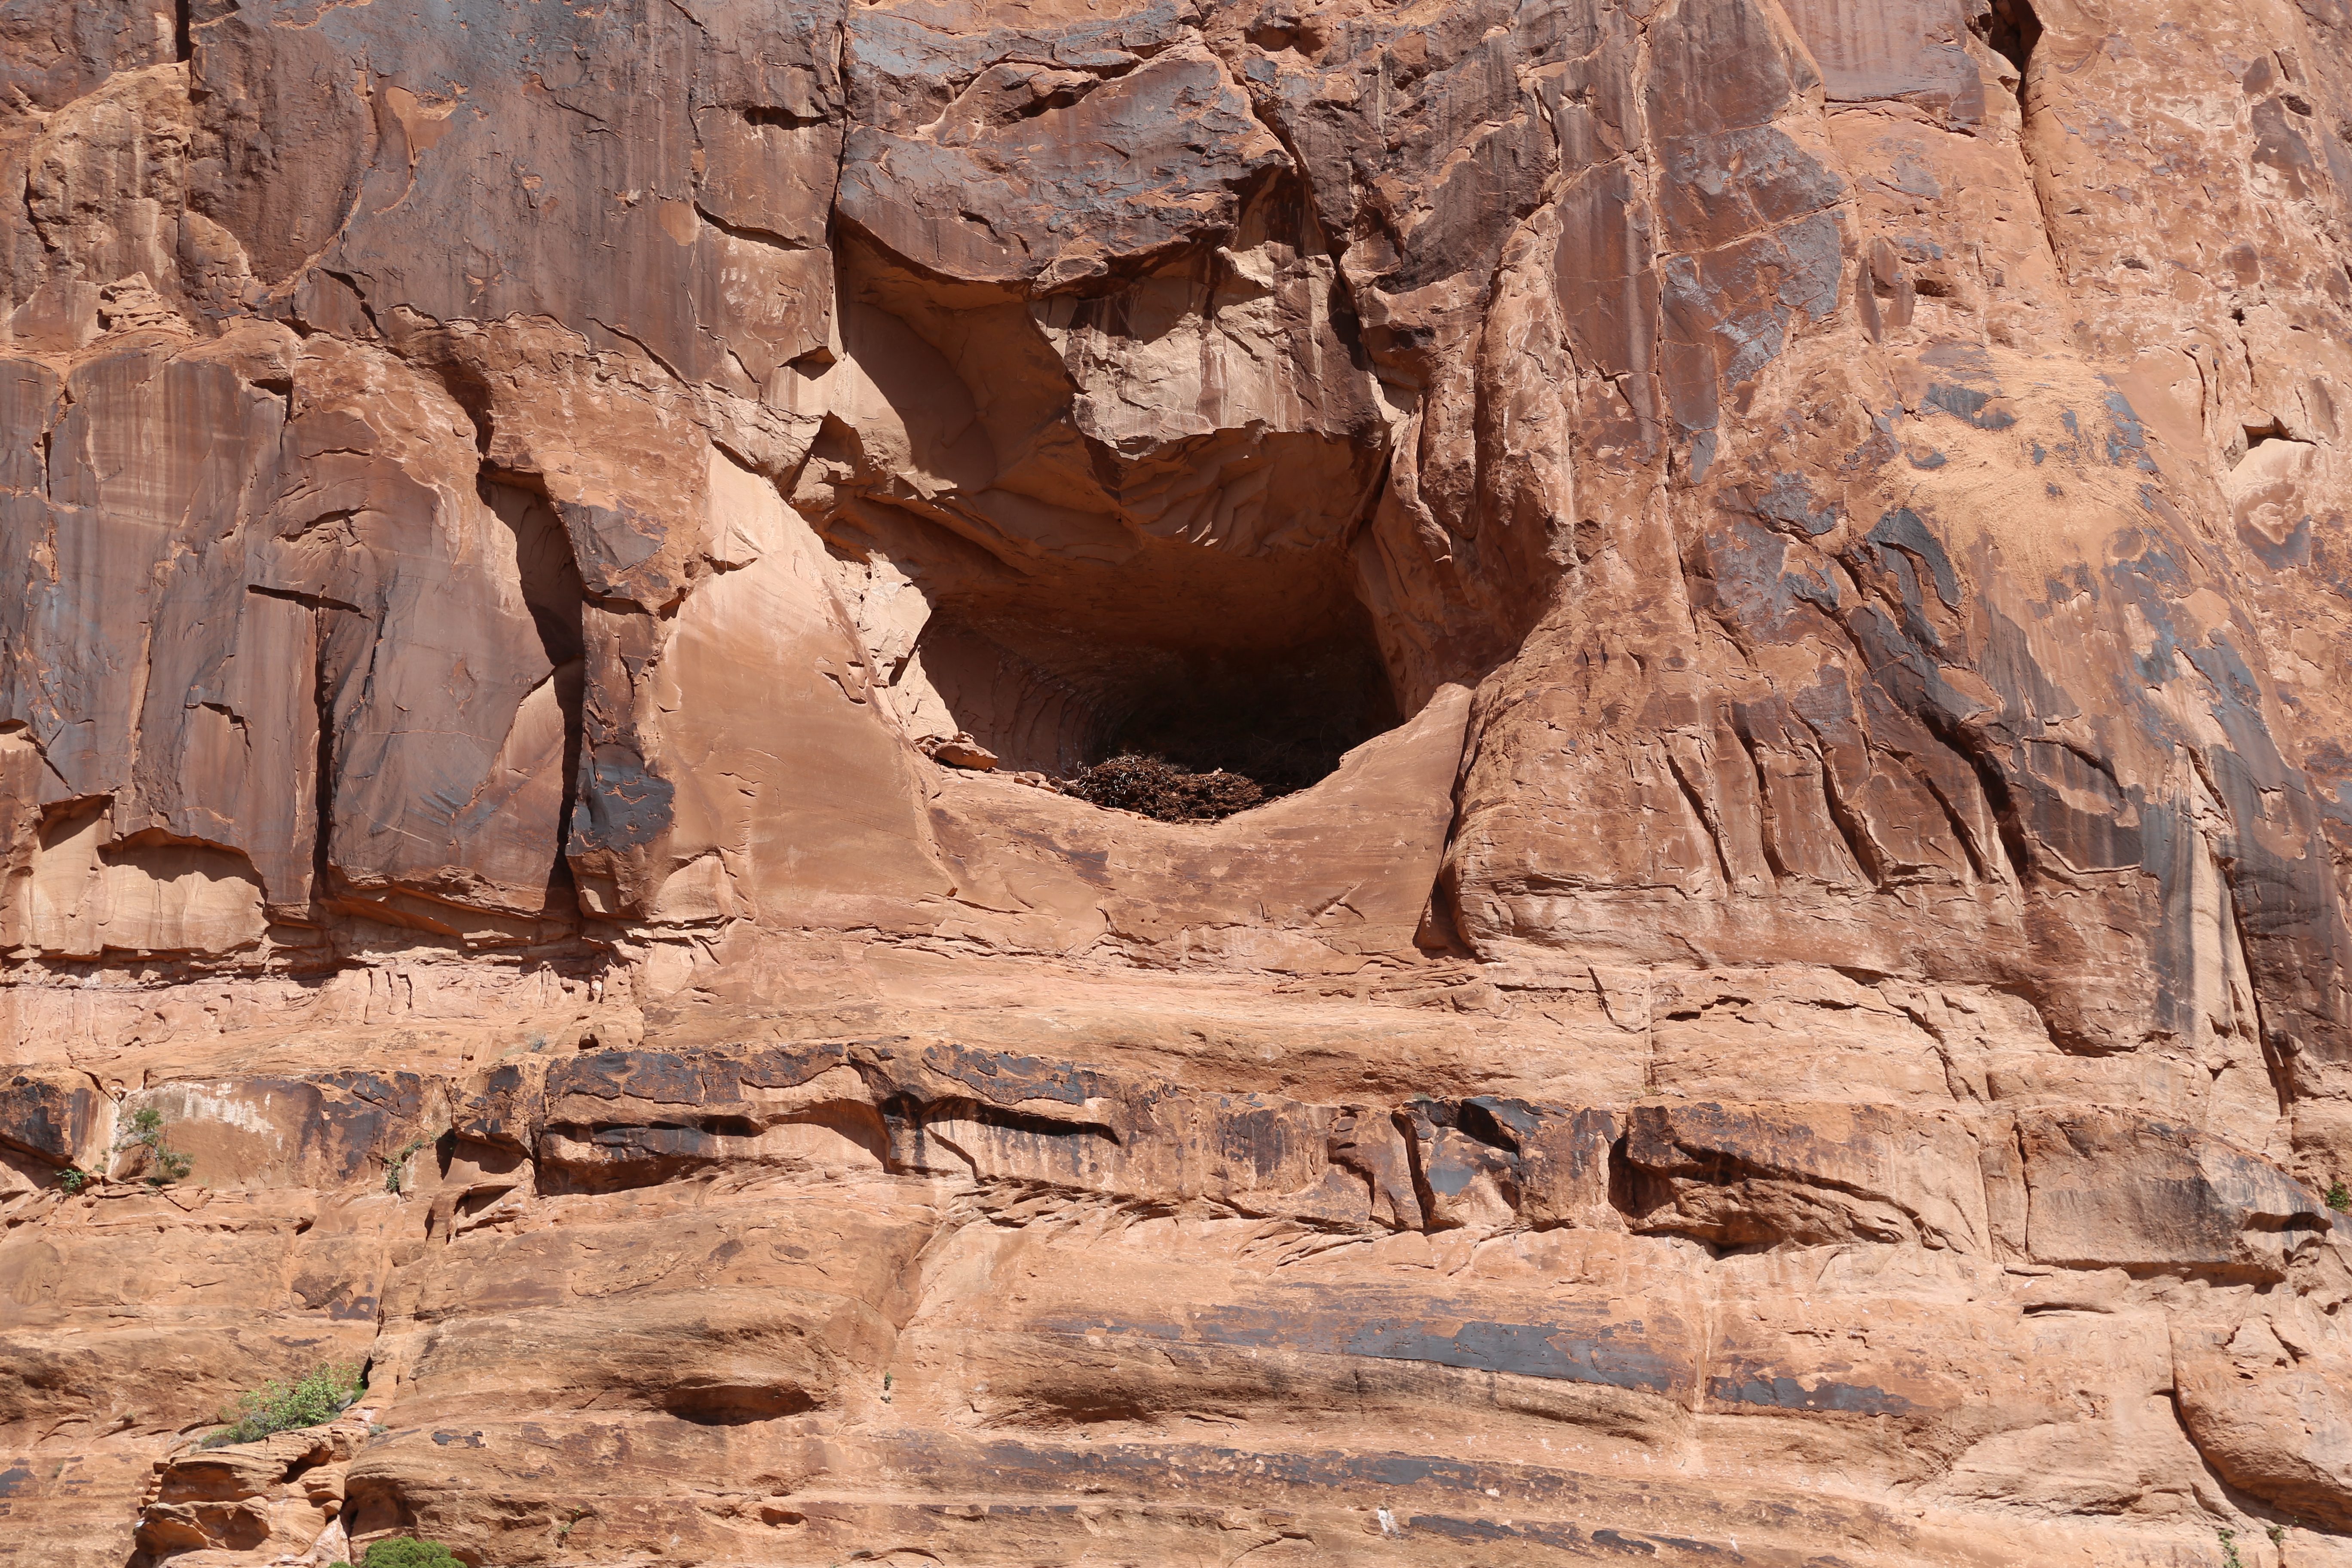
[8, 0, 2352, 1564]
[135, 1414, 374, 1564]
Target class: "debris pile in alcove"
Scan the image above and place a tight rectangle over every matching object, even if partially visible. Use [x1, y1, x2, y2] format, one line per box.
[1057, 755, 1268, 822]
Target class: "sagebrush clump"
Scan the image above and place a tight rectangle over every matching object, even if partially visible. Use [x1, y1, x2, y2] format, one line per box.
[202, 1362, 364, 1448]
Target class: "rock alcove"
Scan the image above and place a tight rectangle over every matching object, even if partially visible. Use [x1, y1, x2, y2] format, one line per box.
[796, 246, 1409, 821]
[909, 562, 1400, 803]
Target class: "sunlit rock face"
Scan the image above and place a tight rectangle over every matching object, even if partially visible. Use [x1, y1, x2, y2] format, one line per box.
[6, 0, 2352, 1565]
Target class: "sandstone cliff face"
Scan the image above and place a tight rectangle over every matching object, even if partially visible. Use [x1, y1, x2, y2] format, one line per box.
[6, 0, 2352, 1564]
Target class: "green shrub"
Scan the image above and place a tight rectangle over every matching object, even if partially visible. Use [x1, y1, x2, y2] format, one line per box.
[383, 1134, 437, 1194]
[2328, 1180, 2350, 1213]
[115, 1106, 193, 1186]
[201, 1362, 364, 1448]
[2218, 1526, 2243, 1568]
[347, 1538, 464, 1568]
[55, 1166, 91, 1194]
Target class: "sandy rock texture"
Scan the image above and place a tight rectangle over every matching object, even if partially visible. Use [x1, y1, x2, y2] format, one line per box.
[7, 0, 2352, 1563]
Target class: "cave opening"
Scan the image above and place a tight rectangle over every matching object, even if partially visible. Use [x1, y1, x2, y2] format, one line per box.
[885, 531, 1399, 823]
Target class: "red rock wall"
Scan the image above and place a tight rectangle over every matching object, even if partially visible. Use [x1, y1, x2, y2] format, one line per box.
[5, 0, 2352, 1565]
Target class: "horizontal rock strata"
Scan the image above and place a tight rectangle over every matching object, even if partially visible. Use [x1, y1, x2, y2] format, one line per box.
[6, 0, 2352, 1563]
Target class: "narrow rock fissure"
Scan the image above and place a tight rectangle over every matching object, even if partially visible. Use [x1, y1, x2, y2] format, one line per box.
[307, 611, 336, 923]
[1805, 735, 1886, 889]
[1974, 0, 2064, 277]
[2217, 840, 2294, 1119]
[1736, 728, 1794, 882]
[322, 272, 383, 338]
[1665, 747, 1737, 887]
[1393, 1109, 1441, 1231]
[1975, 0, 2044, 83]
[173, 0, 191, 62]
[248, 583, 363, 616]
[742, 107, 827, 130]
[1918, 708, 2037, 890]
[481, 472, 588, 907]
[1911, 765, 1996, 882]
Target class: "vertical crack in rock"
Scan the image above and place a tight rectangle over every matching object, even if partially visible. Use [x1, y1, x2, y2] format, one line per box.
[1911, 756, 1998, 883]
[480, 472, 588, 916]
[1975, 0, 2044, 83]
[308, 602, 337, 925]
[1395, 1106, 1442, 1232]
[2232, 887, 2294, 1117]
[1916, 706, 2038, 893]
[1736, 721, 1796, 883]
[1664, 741, 1738, 888]
[1803, 722, 1888, 890]
[1972, 0, 2064, 273]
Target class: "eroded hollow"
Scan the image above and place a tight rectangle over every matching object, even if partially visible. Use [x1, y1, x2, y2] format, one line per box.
[663, 1381, 819, 1425]
[901, 543, 1399, 810]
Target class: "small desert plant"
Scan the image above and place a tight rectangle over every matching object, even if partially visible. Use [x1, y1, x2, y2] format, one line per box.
[55, 1165, 92, 1194]
[202, 1362, 364, 1448]
[384, 1134, 437, 1194]
[2327, 1179, 2349, 1213]
[113, 1106, 193, 1186]
[2218, 1526, 2243, 1568]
